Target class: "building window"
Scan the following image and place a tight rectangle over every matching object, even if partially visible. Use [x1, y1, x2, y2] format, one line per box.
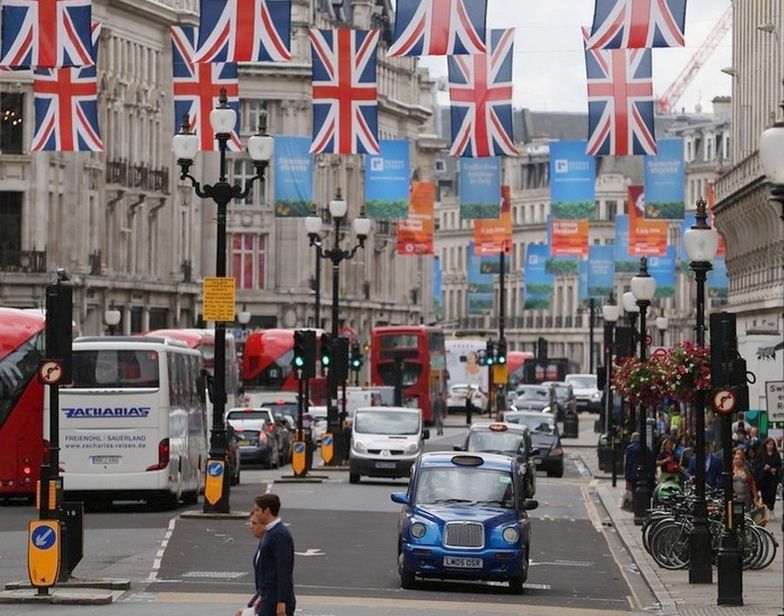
[231, 233, 266, 289]
[0, 93, 24, 154]
[605, 199, 617, 221]
[232, 159, 264, 205]
[242, 99, 268, 133]
[0, 192, 22, 266]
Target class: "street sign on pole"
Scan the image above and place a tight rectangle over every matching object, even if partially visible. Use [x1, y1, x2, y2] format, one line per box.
[765, 381, 784, 422]
[28, 520, 60, 588]
[203, 277, 236, 322]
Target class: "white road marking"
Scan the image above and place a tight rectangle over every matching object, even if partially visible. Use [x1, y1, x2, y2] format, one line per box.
[295, 548, 325, 556]
[148, 515, 178, 581]
[580, 485, 604, 532]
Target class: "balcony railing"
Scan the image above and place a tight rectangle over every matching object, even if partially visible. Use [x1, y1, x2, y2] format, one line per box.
[106, 160, 170, 193]
[0, 249, 46, 273]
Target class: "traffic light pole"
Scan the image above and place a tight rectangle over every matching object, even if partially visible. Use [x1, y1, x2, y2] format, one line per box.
[497, 247, 507, 415]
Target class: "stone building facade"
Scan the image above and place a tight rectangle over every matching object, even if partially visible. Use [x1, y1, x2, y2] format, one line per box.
[0, 0, 439, 340]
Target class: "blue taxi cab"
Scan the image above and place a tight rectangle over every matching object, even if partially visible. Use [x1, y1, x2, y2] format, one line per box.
[390, 452, 538, 594]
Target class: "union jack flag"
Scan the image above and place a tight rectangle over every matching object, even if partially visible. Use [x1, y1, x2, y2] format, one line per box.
[171, 26, 241, 152]
[448, 28, 516, 158]
[586, 0, 686, 49]
[388, 0, 487, 57]
[584, 28, 656, 156]
[1, 0, 93, 69]
[31, 22, 101, 151]
[309, 28, 379, 155]
[194, 0, 292, 63]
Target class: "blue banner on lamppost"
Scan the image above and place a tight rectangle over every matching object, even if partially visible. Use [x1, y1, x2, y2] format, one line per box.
[433, 256, 444, 320]
[460, 158, 501, 219]
[549, 140, 596, 219]
[467, 242, 494, 314]
[524, 243, 553, 310]
[273, 136, 313, 217]
[614, 214, 638, 273]
[649, 246, 677, 298]
[365, 139, 410, 219]
[579, 259, 589, 301]
[588, 245, 615, 298]
[644, 138, 685, 219]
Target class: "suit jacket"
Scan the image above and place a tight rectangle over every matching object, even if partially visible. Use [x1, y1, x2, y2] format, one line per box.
[255, 521, 295, 613]
[686, 454, 723, 490]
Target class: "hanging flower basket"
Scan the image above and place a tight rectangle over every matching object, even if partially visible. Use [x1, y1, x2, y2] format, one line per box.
[612, 353, 669, 408]
[661, 341, 711, 403]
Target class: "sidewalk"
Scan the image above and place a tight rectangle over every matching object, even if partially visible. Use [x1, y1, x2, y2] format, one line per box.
[569, 416, 783, 615]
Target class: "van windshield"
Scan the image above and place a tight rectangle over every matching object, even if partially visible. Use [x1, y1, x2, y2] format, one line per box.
[354, 410, 419, 435]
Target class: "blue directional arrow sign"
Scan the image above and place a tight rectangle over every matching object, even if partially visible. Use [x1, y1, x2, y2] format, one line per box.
[294, 442, 306, 454]
[322, 435, 333, 447]
[32, 526, 56, 550]
[208, 461, 224, 477]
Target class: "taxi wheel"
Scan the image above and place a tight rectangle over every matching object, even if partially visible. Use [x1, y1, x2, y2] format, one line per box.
[508, 575, 524, 595]
[349, 473, 360, 484]
[399, 553, 416, 589]
[547, 462, 564, 478]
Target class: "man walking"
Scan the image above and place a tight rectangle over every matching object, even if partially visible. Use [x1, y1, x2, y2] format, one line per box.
[432, 391, 446, 435]
[252, 493, 296, 616]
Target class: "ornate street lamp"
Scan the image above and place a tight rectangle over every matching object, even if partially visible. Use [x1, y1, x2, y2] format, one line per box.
[622, 291, 639, 328]
[602, 298, 619, 486]
[630, 257, 656, 524]
[173, 89, 274, 513]
[682, 197, 720, 583]
[104, 303, 121, 336]
[305, 205, 325, 328]
[655, 315, 668, 346]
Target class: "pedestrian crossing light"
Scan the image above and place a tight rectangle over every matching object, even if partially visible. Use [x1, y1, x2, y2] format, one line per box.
[497, 339, 507, 365]
[350, 341, 363, 371]
[320, 333, 332, 368]
[292, 332, 306, 371]
[485, 341, 496, 366]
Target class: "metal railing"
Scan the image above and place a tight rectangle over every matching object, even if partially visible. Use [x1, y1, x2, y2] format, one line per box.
[0, 249, 46, 273]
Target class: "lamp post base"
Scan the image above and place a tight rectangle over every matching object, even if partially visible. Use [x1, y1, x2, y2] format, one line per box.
[717, 530, 743, 605]
[632, 481, 650, 526]
[688, 519, 713, 584]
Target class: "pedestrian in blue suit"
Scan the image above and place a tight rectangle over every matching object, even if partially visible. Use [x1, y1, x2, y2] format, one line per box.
[252, 493, 296, 616]
[686, 441, 723, 490]
[237, 511, 267, 616]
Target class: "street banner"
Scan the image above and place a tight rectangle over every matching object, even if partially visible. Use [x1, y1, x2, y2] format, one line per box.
[545, 254, 579, 277]
[396, 181, 434, 254]
[579, 259, 589, 301]
[648, 246, 677, 298]
[679, 212, 696, 274]
[588, 245, 615, 297]
[628, 184, 667, 256]
[273, 136, 312, 217]
[708, 257, 729, 299]
[549, 140, 596, 219]
[460, 157, 500, 219]
[479, 253, 510, 274]
[467, 241, 494, 313]
[644, 137, 685, 219]
[433, 256, 444, 321]
[474, 185, 512, 254]
[524, 244, 553, 310]
[706, 182, 726, 257]
[614, 214, 638, 273]
[365, 139, 410, 219]
[550, 218, 589, 257]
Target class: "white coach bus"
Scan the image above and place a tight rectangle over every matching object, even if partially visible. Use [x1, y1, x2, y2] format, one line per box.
[46, 336, 208, 509]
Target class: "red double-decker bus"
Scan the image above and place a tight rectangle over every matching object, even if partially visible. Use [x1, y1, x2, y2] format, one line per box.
[369, 326, 448, 424]
[241, 329, 327, 403]
[0, 307, 46, 499]
[507, 351, 534, 390]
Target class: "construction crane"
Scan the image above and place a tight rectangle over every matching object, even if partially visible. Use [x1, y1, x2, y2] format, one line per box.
[657, 6, 733, 114]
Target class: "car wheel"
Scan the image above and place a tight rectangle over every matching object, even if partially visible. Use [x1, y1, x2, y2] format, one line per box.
[547, 461, 564, 478]
[349, 473, 360, 484]
[508, 575, 525, 595]
[399, 552, 416, 589]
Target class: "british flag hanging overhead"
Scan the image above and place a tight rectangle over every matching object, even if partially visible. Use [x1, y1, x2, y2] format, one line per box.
[584, 28, 656, 156]
[387, 0, 487, 57]
[194, 0, 292, 63]
[309, 28, 379, 155]
[1, 0, 94, 69]
[448, 28, 516, 158]
[171, 26, 242, 152]
[586, 0, 686, 49]
[31, 22, 102, 151]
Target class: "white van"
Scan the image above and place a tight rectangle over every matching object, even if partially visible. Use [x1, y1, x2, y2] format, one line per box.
[349, 406, 428, 484]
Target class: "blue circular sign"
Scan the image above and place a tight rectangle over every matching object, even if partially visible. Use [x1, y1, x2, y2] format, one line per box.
[294, 442, 305, 454]
[207, 461, 224, 477]
[323, 435, 333, 446]
[32, 525, 56, 550]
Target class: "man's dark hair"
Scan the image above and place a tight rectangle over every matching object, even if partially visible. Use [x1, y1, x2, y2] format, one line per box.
[254, 493, 281, 516]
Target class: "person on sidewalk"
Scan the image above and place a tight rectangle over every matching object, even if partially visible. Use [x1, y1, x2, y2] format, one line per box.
[685, 441, 722, 490]
[732, 447, 761, 514]
[623, 433, 655, 510]
[252, 493, 296, 616]
[756, 438, 782, 520]
[432, 391, 446, 436]
[236, 510, 267, 616]
[655, 438, 680, 483]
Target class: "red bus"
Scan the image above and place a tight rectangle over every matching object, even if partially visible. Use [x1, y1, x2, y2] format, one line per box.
[507, 351, 534, 390]
[369, 326, 448, 424]
[0, 307, 46, 499]
[240, 329, 327, 403]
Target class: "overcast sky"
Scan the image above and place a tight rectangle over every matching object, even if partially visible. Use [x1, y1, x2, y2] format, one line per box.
[416, 0, 732, 114]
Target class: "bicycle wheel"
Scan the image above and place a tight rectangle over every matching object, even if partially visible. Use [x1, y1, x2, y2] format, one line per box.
[751, 526, 778, 570]
[643, 513, 675, 555]
[650, 520, 692, 570]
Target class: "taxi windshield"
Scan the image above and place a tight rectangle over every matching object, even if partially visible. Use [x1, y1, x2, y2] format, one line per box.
[506, 414, 555, 434]
[416, 467, 515, 508]
[466, 430, 525, 456]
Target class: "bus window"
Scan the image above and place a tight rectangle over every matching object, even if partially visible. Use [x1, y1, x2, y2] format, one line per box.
[0, 331, 43, 427]
[377, 362, 422, 387]
[72, 350, 160, 389]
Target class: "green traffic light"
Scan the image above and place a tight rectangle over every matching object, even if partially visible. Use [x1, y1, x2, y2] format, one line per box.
[497, 356, 506, 365]
[294, 356, 304, 367]
[322, 356, 330, 366]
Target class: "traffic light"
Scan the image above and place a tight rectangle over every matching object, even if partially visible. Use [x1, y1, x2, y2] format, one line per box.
[292, 332, 306, 372]
[350, 341, 363, 371]
[484, 341, 496, 366]
[334, 336, 350, 383]
[320, 333, 333, 368]
[293, 330, 316, 378]
[496, 338, 507, 365]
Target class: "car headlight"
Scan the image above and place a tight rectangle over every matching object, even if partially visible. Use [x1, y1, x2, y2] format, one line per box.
[404, 442, 419, 455]
[502, 527, 519, 543]
[591, 392, 601, 400]
[410, 521, 427, 539]
[353, 440, 368, 453]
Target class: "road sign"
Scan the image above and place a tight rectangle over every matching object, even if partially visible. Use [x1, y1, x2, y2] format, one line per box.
[292, 441, 307, 476]
[321, 433, 333, 465]
[204, 459, 225, 506]
[766, 381, 784, 422]
[28, 520, 60, 588]
[713, 389, 737, 415]
[38, 360, 63, 385]
[492, 364, 508, 385]
[202, 277, 236, 322]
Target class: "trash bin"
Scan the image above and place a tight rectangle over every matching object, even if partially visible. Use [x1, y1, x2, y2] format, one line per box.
[562, 410, 578, 438]
[598, 434, 624, 474]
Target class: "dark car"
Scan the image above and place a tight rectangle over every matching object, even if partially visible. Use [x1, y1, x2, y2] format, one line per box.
[226, 408, 280, 468]
[503, 411, 564, 478]
[540, 381, 577, 421]
[390, 452, 538, 594]
[511, 385, 550, 412]
[457, 422, 537, 498]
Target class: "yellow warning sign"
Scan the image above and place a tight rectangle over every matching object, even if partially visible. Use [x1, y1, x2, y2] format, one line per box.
[203, 277, 236, 322]
[28, 520, 60, 588]
[492, 364, 508, 385]
[321, 433, 334, 465]
[204, 459, 225, 506]
[291, 441, 307, 476]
